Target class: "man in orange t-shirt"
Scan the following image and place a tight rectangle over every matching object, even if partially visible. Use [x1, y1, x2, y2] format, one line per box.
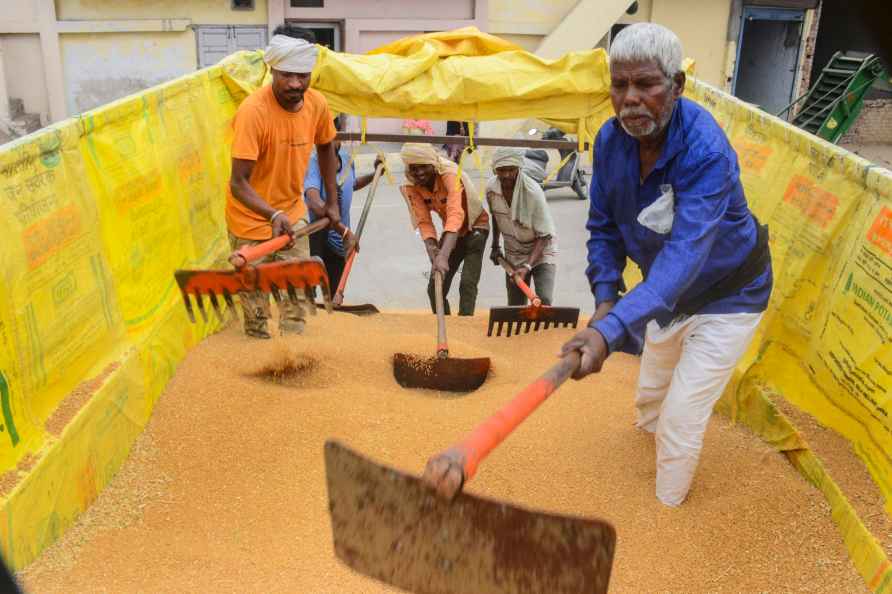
[399, 143, 490, 316]
[227, 24, 349, 339]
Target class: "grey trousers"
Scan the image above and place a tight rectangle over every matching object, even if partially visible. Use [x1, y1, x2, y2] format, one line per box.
[505, 262, 556, 306]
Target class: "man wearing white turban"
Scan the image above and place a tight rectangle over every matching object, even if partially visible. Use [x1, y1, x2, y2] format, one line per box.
[399, 143, 490, 316]
[486, 147, 558, 305]
[227, 24, 349, 339]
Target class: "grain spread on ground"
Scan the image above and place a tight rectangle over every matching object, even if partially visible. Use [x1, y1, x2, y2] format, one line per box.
[19, 312, 868, 593]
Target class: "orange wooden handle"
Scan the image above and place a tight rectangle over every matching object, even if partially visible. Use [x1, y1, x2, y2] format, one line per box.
[229, 234, 291, 268]
[453, 351, 580, 481]
[498, 257, 542, 307]
[335, 250, 357, 298]
[229, 217, 330, 268]
[434, 271, 448, 357]
[512, 273, 542, 308]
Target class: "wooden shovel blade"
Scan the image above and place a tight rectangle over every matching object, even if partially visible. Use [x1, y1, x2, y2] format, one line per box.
[392, 354, 490, 393]
[324, 440, 616, 594]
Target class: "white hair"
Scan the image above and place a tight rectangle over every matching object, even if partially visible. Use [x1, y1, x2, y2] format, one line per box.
[609, 23, 683, 77]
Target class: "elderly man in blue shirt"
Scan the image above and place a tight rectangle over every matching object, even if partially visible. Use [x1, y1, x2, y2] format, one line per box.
[560, 23, 772, 507]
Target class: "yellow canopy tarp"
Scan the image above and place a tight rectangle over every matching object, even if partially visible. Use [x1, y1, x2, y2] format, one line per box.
[222, 27, 617, 143]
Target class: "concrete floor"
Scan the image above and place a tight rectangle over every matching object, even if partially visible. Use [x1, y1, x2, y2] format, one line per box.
[340, 177, 595, 314]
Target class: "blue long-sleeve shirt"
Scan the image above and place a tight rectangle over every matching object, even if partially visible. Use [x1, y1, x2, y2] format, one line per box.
[588, 97, 772, 355]
[304, 147, 355, 255]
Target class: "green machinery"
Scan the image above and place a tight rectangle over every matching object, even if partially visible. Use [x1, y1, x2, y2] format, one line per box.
[778, 51, 888, 143]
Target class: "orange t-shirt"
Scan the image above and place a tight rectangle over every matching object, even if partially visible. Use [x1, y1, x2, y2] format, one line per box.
[226, 85, 337, 239]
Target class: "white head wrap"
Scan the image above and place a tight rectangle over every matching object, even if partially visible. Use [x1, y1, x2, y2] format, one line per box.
[490, 147, 525, 171]
[264, 35, 318, 73]
[486, 148, 556, 237]
[400, 143, 458, 182]
[398, 143, 485, 233]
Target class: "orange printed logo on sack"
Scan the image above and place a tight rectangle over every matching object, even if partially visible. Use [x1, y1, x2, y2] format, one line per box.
[866, 207, 892, 258]
[782, 175, 839, 229]
[733, 140, 772, 174]
[23, 203, 82, 270]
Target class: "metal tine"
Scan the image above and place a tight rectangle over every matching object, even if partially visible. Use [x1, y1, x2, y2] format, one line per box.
[222, 290, 237, 314]
[534, 320, 541, 331]
[181, 291, 196, 323]
[207, 292, 224, 322]
[320, 281, 334, 314]
[194, 291, 209, 323]
[506, 320, 515, 338]
[496, 321, 504, 337]
[487, 319, 495, 336]
[286, 282, 300, 305]
[524, 320, 533, 333]
[543, 320, 551, 330]
[270, 284, 284, 304]
[303, 286, 317, 315]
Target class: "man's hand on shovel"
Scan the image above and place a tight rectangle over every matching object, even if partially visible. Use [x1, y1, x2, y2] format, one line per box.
[342, 228, 359, 257]
[422, 448, 466, 500]
[559, 328, 609, 380]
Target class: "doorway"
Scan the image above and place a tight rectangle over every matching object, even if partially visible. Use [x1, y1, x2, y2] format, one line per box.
[732, 7, 804, 115]
[286, 21, 341, 50]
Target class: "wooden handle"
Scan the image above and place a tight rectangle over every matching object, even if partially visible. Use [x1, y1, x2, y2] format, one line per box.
[451, 352, 580, 481]
[334, 250, 356, 299]
[333, 164, 384, 300]
[434, 270, 448, 358]
[498, 256, 542, 307]
[353, 164, 384, 243]
[229, 217, 330, 268]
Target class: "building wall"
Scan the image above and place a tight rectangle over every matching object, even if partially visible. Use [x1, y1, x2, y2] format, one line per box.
[52, 0, 270, 115]
[1, 34, 49, 117]
[652, 0, 732, 87]
[56, 0, 269, 24]
[280, 0, 485, 55]
[840, 99, 892, 145]
[60, 32, 196, 114]
[488, 0, 576, 38]
[1, 0, 748, 127]
[279, 0, 486, 134]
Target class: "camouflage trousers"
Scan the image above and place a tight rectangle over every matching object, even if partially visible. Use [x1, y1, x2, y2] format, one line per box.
[228, 218, 310, 338]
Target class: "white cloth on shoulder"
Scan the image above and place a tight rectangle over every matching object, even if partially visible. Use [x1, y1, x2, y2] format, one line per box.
[487, 147, 556, 237]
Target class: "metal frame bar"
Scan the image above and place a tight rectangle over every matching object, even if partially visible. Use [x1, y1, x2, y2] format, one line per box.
[335, 132, 588, 151]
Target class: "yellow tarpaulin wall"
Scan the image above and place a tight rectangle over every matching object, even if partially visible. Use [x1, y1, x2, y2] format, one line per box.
[685, 74, 892, 592]
[0, 29, 889, 591]
[0, 65, 233, 569]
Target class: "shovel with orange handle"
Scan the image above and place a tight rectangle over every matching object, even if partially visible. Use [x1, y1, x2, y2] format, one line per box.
[325, 350, 616, 594]
[320, 162, 385, 316]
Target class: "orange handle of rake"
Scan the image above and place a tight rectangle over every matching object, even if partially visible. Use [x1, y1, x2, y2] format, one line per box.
[436, 351, 581, 483]
[229, 217, 330, 268]
[498, 256, 542, 307]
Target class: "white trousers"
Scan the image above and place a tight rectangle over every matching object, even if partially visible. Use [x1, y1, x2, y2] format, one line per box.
[634, 312, 763, 507]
